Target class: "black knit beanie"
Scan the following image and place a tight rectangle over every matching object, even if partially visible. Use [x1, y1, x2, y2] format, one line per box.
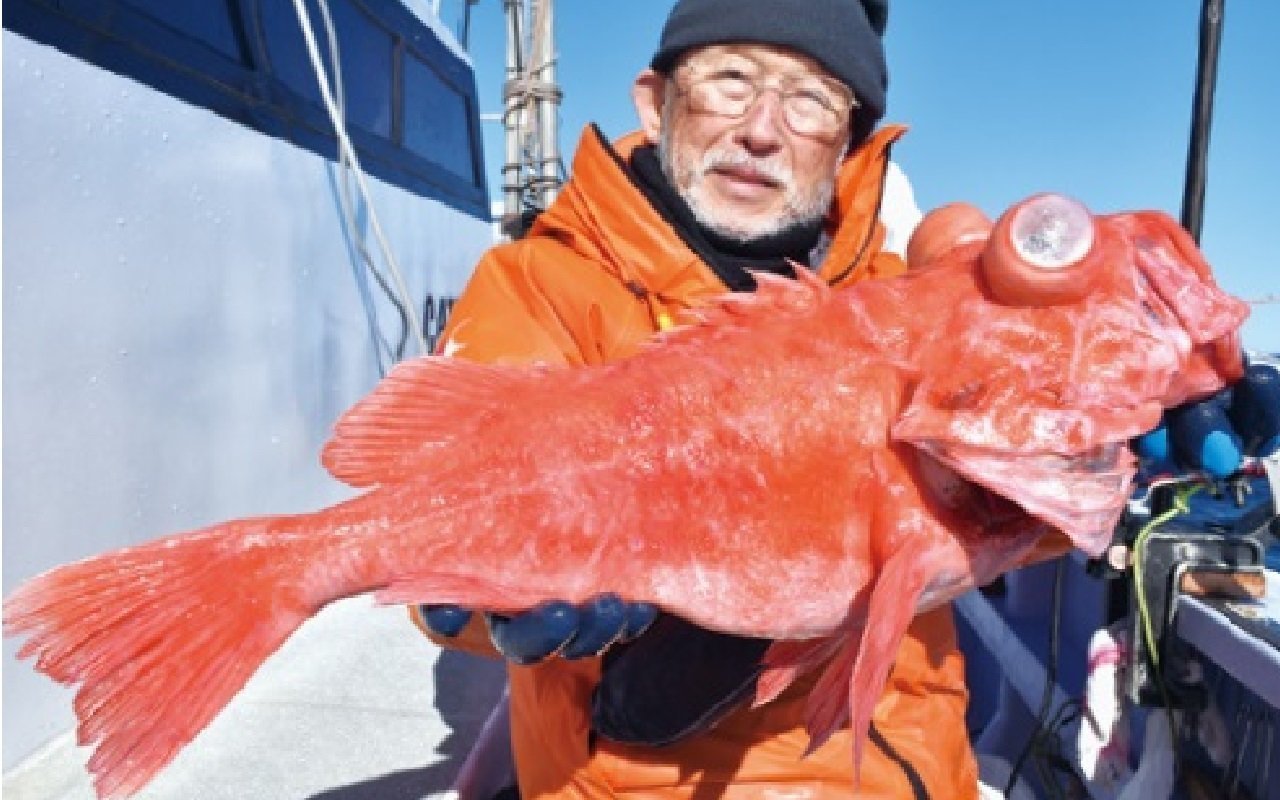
[650, 0, 888, 143]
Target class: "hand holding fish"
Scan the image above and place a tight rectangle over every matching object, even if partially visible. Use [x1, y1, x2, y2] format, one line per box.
[4, 192, 1250, 799]
[424, 595, 657, 663]
[1134, 355, 1280, 478]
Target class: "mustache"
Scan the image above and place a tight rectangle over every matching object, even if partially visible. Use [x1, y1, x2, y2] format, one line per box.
[699, 149, 794, 189]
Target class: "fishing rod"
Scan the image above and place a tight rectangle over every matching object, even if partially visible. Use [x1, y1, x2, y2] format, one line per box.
[1180, 0, 1225, 243]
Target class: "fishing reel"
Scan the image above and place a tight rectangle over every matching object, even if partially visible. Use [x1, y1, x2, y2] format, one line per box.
[1088, 468, 1277, 709]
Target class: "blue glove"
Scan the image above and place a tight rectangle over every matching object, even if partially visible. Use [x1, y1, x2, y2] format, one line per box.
[421, 596, 657, 666]
[1134, 356, 1280, 478]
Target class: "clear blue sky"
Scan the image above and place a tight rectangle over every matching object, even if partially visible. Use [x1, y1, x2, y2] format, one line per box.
[449, 2, 1278, 351]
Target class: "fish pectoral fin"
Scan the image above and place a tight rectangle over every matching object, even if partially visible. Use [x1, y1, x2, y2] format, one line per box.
[802, 538, 933, 776]
[376, 571, 555, 615]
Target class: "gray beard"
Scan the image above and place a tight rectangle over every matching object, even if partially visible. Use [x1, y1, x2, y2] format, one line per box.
[657, 117, 837, 244]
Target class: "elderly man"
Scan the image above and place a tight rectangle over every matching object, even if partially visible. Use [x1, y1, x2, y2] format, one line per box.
[417, 0, 1278, 797]
[418, 2, 973, 796]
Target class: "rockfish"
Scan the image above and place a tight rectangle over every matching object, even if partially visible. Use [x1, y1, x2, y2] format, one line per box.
[5, 193, 1249, 798]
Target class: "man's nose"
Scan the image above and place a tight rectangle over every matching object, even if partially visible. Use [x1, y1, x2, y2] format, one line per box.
[733, 89, 786, 152]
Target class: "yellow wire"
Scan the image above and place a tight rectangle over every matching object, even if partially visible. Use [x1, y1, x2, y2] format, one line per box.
[1132, 483, 1202, 672]
[1131, 482, 1204, 768]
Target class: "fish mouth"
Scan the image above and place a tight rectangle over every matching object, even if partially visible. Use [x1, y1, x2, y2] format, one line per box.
[913, 440, 1133, 557]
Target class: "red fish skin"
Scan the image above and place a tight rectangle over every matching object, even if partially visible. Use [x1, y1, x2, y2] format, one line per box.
[3, 201, 1247, 798]
[3, 277, 895, 798]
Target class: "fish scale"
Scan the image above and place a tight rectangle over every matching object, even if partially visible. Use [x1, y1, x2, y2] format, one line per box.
[4, 194, 1249, 798]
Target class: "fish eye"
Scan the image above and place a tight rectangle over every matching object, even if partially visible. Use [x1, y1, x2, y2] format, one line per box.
[1008, 195, 1094, 270]
[981, 193, 1104, 307]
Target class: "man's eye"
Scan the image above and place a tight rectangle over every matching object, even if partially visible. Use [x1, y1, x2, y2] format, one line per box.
[709, 72, 753, 95]
[709, 68, 751, 82]
[793, 88, 838, 112]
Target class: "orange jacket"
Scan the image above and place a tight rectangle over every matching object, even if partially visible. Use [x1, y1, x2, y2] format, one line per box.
[414, 124, 979, 799]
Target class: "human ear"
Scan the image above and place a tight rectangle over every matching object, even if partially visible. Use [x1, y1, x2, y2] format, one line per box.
[632, 69, 667, 145]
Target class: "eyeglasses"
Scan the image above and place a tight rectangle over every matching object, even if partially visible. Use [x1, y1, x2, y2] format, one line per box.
[675, 55, 857, 139]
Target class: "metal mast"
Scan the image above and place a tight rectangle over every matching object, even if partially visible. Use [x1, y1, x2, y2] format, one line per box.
[1180, 0, 1226, 243]
[500, 0, 562, 239]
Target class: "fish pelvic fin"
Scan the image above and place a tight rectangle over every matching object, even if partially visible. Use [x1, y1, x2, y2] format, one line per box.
[756, 636, 843, 708]
[801, 538, 933, 783]
[4, 518, 314, 799]
[757, 586, 874, 710]
[800, 628, 865, 758]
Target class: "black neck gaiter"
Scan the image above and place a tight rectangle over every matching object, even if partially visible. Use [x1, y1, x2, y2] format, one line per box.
[628, 145, 824, 292]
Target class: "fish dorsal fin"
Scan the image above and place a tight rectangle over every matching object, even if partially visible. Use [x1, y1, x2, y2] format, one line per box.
[646, 268, 831, 349]
[325, 272, 829, 488]
[709, 268, 830, 322]
[321, 356, 557, 488]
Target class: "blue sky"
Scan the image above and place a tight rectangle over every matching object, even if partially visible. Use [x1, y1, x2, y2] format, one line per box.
[451, 2, 1278, 351]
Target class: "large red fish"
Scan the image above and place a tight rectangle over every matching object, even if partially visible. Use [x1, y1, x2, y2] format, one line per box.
[5, 193, 1248, 798]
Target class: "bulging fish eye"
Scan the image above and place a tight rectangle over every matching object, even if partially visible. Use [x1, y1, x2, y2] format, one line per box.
[906, 202, 992, 270]
[981, 193, 1103, 306]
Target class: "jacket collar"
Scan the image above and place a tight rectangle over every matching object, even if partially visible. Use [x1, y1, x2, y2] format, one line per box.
[531, 123, 907, 301]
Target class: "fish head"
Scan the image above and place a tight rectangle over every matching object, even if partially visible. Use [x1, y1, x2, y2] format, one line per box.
[1106, 210, 1248, 406]
[893, 194, 1250, 555]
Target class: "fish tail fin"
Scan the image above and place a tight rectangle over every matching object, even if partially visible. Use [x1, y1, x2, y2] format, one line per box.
[4, 517, 315, 799]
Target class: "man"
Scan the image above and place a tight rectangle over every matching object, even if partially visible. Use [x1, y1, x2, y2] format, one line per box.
[416, 0, 1278, 797]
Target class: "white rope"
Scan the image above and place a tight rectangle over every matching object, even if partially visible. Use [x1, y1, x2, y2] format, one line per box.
[291, 0, 429, 357]
[316, 0, 402, 369]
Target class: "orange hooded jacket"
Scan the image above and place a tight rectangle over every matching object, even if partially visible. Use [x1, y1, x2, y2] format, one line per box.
[413, 124, 980, 800]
